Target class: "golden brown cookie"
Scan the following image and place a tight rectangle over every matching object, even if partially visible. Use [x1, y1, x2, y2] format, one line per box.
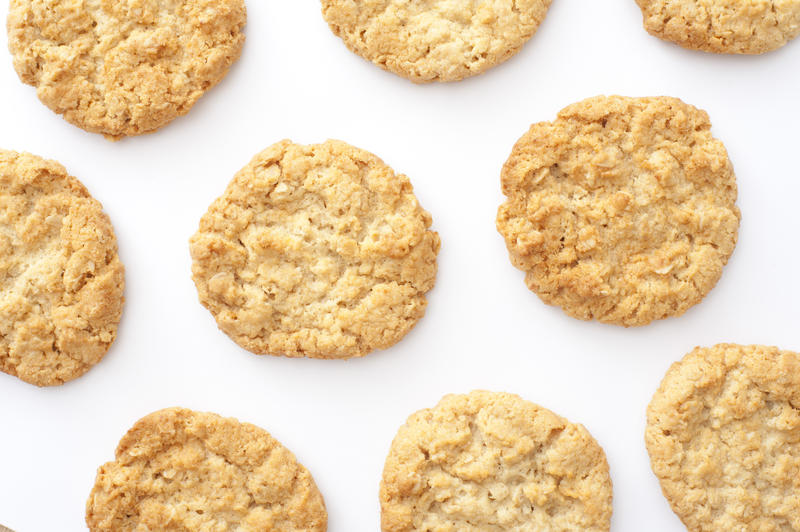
[380, 391, 613, 531]
[86, 407, 327, 531]
[496, 95, 740, 327]
[7, 0, 246, 139]
[636, 0, 800, 54]
[0, 150, 124, 386]
[646, 344, 800, 531]
[189, 139, 440, 359]
[320, 0, 553, 83]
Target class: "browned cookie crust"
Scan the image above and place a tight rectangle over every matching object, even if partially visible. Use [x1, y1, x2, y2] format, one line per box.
[646, 344, 800, 531]
[190, 139, 440, 359]
[7, 0, 246, 139]
[0, 150, 124, 386]
[380, 391, 613, 531]
[86, 407, 328, 531]
[496, 95, 740, 326]
[320, 0, 553, 82]
[636, 0, 800, 54]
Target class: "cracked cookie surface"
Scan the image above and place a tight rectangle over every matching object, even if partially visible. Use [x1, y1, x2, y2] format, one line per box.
[86, 407, 327, 531]
[380, 391, 613, 531]
[0, 150, 124, 386]
[636, 0, 800, 54]
[7, 0, 246, 139]
[646, 344, 800, 531]
[190, 139, 440, 359]
[320, 0, 553, 82]
[496, 95, 740, 327]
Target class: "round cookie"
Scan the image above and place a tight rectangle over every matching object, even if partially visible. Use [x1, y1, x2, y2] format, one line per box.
[635, 0, 800, 54]
[0, 150, 124, 386]
[86, 407, 327, 531]
[646, 344, 800, 531]
[496, 95, 740, 327]
[7, 0, 246, 139]
[380, 391, 613, 531]
[320, 0, 553, 83]
[189, 139, 440, 359]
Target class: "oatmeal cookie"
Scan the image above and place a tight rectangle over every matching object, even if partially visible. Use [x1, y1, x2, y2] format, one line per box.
[496, 95, 740, 326]
[7, 0, 246, 139]
[320, 0, 553, 82]
[646, 344, 800, 531]
[380, 391, 613, 531]
[189, 139, 440, 358]
[636, 0, 800, 54]
[86, 407, 327, 531]
[0, 150, 124, 386]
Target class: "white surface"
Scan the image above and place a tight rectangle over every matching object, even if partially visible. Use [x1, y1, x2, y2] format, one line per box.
[1, 1, 799, 531]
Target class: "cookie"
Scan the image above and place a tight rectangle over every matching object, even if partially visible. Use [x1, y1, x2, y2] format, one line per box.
[189, 139, 440, 359]
[636, 0, 800, 54]
[320, 0, 553, 83]
[7, 0, 246, 139]
[646, 344, 800, 531]
[86, 407, 327, 531]
[0, 151, 124, 386]
[496, 95, 740, 327]
[380, 391, 613, 531]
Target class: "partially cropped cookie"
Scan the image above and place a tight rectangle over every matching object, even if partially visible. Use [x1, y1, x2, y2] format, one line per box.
[7, 0, 246, 139]
[0, 151, 124, 386]
[320, 0, 553, 82]
[86, 407, 327, 531]
[380, 391, 613, 531]
[190, 139, 440, 359]
[496, 95, 740, 327]
[646, 344, 800, 531]
[636, 0, 800, 54]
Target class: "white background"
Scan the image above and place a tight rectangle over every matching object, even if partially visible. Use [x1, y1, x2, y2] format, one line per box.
[1, 1, 799, 531]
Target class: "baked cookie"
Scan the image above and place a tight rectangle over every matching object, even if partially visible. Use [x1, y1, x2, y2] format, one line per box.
[496, 95, 740, 327]
[190, 139, 440, 359]
[646, 344, 800, 531]
[86, 407, 327, 531]
[0, 151, 124, 386]
[380, 391, 613, 531]
[320, 0, 553, 82]
[7, 0, 246, 139]
[636, 0, 800, 54]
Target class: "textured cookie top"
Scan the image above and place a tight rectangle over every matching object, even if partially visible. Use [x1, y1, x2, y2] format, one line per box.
[190, 139, 440, 359]
[496, 95, 740, 327]
[0, 150, 124, 386]
[86, 407, 327, 531]
[320, 0, 553, 82]
[646, 344, 800, 531]
[7, 0, 246, 139]
[636, 0, 800, 54]
[380, 391, 613, 531]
